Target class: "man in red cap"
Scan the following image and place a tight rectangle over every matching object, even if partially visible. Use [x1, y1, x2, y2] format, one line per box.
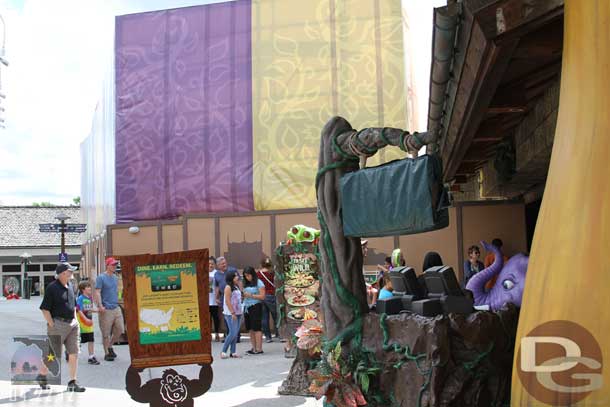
[95, 257, 124, 361]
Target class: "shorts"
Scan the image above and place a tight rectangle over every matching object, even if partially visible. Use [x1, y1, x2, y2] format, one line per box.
[48, 318, 79, 355]
[99, 307, 125, 341]
[80, 332, 94, 343]
[244, 302, 263, 331]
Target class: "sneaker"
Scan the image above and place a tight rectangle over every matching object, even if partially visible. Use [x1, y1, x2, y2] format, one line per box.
[246, 349, 256, 355]
[254, 350, 264, 355]
[108, 347, 117, 358]
[36, 374, 50, 390]
[88, 356, 100, 365]
[265, 338, 273, 343]
[230, 353, 242, 358]
[220, 352, 229, 359]
[104, 354, 115, 362]
[67, 380, 86, 392]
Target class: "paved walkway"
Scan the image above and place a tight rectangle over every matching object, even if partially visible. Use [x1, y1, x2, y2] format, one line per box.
[0, 299, 321, 406]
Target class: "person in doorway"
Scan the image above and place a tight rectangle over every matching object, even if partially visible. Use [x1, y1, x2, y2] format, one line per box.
[257, 258, 280, 343]
[242, 267, 265, 355]
[208, 257, 221, 342]
[95, 257, 125, 362]
[76, 281, 99, 365]
[463, 245, 485, 288]
[38, 263, 86, 392]
[483, 238, 509, 290]
[221, 271, 243, 359]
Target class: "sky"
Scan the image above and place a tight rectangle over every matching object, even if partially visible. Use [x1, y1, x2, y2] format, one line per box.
[0, 0, 226, 206]
[0, 0, 444, 206]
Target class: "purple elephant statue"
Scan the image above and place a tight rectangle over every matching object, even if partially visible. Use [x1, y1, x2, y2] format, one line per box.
[465, 241, 529, 311]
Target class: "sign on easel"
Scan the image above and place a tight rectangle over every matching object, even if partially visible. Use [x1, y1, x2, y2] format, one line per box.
[121, 250, 213, 407]
[120, 249, 211, 369]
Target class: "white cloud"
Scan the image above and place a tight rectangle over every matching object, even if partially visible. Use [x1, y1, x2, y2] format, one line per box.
[0, 0, 226, 206]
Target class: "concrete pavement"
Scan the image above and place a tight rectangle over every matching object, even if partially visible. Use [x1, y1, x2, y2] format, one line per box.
[0, 298, 322, 406]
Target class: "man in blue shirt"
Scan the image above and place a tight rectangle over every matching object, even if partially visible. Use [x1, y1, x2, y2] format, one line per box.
[95, 257, 124, 362]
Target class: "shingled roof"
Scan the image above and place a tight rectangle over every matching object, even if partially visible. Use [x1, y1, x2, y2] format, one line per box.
[0, 207, 83, 247]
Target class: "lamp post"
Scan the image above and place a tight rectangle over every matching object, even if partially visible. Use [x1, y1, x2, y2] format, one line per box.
[19, 252, 32, 298]
[55, 212, 71, 257]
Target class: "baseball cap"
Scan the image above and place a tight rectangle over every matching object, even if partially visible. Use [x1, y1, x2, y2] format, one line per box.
[56, 263, 78, 274]
[105, 257, 119, 267]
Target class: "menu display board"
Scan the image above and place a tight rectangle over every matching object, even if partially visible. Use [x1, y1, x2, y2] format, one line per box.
[276, 241, 321, 340]
[121, 250, 211, 369]
[284, 253, 320, 324]
[135, 262, 201, 345]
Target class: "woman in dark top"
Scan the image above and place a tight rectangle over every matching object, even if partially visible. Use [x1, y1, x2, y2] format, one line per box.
[420, 251, 444, 295]
[422, 251, 444, 272]
[463, 245, 485, 288]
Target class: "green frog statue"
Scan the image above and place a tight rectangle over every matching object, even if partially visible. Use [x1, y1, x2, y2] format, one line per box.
[286, 224, 320, 245]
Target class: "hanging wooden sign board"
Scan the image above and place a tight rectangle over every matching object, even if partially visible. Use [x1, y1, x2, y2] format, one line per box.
[121, 249, 211, 369]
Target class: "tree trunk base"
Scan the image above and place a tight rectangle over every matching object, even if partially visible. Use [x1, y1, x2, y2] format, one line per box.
[362, 305, 519, 406]
[278, 349, 316, 397]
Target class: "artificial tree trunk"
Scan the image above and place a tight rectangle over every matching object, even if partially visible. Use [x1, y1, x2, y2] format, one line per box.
[511, 1, 610, 405]
[316, 116, 426, 340]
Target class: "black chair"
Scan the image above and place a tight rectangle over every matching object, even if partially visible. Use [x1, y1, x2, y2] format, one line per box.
[410, 266, 473, 316]
[388, 266, 426, 312]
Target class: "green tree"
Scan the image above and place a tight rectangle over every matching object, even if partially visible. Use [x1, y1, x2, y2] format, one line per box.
[72, 196, 80, 206]
[32, 202, 54, 207]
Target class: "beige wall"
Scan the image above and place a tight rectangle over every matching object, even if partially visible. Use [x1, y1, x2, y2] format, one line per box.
[399, 207, 459, 277]
[461, 203, 527, 260]
[187, 218, 215, 255]
[102, 203, 527, 283]
[162, 224, 183, 253]
[111, 225, 158, 256]
[220, 216, 272, 269]
[274, 212, 319, 247]
[365, 236, 394, 270]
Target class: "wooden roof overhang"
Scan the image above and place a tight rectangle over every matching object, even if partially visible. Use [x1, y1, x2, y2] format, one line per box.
[428, 0, 564, 184]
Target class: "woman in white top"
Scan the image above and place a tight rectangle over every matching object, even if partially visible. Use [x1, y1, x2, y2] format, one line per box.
[221, 271, 243, 359]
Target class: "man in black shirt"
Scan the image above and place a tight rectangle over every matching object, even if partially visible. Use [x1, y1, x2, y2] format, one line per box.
[38, 263, 85, 392]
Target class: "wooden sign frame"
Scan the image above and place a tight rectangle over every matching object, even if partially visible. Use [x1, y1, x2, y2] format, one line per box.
[121, 249, 211, 369]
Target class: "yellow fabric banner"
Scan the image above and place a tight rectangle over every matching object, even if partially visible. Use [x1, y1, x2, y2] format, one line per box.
[251, 0, 407, 210]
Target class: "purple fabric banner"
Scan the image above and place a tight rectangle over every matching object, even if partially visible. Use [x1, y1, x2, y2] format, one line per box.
[115, 2, 253, 222]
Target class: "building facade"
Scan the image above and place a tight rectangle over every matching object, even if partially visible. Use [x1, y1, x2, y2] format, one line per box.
[0, 206, 83, 296]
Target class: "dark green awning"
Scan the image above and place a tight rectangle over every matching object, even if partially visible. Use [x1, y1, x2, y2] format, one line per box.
[341, 155, 450, 237]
